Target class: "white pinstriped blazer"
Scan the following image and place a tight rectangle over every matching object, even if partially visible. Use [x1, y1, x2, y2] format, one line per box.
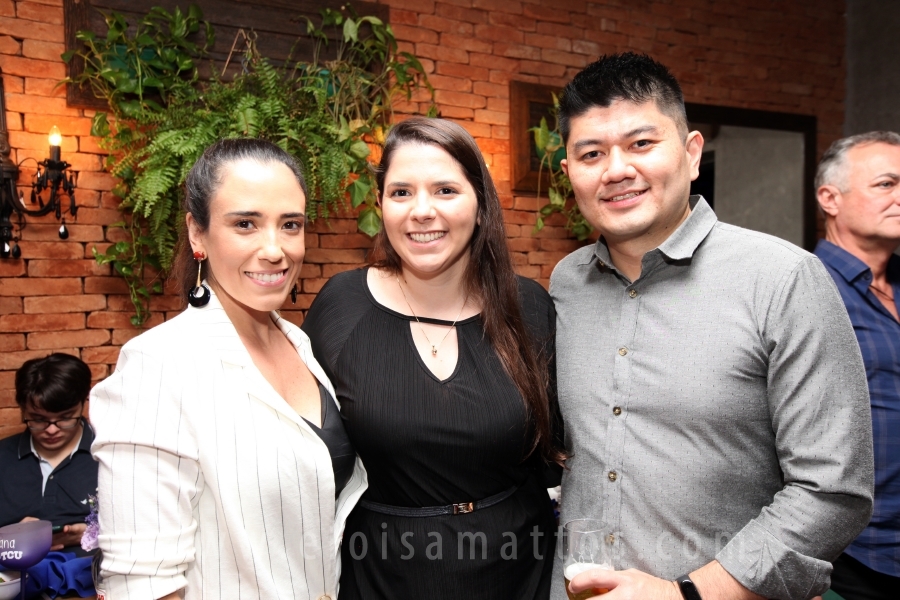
[90, 291, 367, 600]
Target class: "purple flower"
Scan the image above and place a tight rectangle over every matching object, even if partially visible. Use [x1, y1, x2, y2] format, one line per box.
[81, 494, 100, 552]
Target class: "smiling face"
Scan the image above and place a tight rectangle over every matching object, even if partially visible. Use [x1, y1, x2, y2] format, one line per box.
[828, 142, 900, 248]
[187, 158, 307, 315]
[22, 402, 84, 454]
[561, 99, 703, 252]
[380, 142, 480, 282]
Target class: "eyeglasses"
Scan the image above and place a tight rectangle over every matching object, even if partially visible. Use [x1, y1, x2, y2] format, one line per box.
[23, 416, 81, 431]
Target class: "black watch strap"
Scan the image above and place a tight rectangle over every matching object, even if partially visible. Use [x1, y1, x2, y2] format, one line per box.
[675, 573, 703, 600]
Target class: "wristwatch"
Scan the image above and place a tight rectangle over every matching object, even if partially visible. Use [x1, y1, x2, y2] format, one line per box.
[675, 574, 703, 600]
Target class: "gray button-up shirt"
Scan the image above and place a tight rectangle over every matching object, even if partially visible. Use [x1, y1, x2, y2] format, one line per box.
[550, 197, 874, 600]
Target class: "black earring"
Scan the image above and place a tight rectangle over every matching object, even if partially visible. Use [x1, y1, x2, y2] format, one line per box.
[290, 283, 299, 305]
[188, 251, 211, 307]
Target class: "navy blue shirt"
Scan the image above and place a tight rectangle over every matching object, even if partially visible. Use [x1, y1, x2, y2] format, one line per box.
[815, 240, 900, 577]
[0, 419, 98, 555]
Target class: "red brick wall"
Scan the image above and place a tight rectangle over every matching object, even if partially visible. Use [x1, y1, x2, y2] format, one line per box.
[0, 0, 845, 438]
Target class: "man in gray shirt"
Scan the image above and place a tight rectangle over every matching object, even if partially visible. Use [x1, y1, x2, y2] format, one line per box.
[550, 52, 874, 600]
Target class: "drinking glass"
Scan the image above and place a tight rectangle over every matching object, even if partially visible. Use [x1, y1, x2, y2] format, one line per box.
[563, 519, 614, 600]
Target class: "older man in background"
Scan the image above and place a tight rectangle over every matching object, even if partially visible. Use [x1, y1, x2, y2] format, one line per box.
[814, 132, 900, 600]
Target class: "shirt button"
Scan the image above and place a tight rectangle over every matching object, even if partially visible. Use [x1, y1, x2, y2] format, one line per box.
[618, 347, 628, 356]
[608, 471, 618, 482]
[629, 289, 638, 298]
[318, 596, 332, 600]
[607, 534, 616, 544]
[613, 406, 622, 416]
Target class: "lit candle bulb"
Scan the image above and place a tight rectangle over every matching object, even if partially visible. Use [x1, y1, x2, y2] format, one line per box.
[48, 125, 62, 161]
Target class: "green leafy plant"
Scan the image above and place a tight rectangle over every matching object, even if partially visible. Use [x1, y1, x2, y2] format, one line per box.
[299, 6, 435, 236]
[62, 5, 215, 117]
[531, 96, 593, 241]
[63, 4, 433, 325]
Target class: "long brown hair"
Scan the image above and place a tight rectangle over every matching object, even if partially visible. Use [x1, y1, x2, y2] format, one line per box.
[372, 117, 563, 464]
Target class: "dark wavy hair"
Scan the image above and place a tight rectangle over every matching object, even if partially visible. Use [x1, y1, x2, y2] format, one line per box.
[172, 138, 308, 300]
[372, 117, 563, 464]
[558, 52, 688, 143]
[16, 353, 92, 412]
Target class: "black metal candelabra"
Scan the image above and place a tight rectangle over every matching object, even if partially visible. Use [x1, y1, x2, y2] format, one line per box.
[0, 68, 77, 259]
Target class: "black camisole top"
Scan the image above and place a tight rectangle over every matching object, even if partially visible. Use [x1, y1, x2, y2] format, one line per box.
[304, 383, 355, 498]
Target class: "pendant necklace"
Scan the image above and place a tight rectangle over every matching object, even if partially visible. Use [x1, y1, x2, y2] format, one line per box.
[870, 284, 895, 303]
[396, 276, 468, 357]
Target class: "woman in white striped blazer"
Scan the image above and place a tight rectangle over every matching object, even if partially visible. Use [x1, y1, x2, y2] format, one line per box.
[90, 139, 367, 600]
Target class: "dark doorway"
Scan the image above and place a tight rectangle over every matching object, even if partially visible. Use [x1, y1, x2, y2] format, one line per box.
[690, 151, 716, 210]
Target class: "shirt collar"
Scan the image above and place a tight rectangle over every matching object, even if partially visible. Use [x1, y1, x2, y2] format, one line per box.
[813, 239, 872, 286]
[17, 428, 30, 459]
[78, 419, 95, 451]
[592, 195, 718, 267]
[29, 435, 43, 462]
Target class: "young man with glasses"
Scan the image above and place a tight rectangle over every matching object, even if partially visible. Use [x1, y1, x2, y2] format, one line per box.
[0, 353, 97, 555]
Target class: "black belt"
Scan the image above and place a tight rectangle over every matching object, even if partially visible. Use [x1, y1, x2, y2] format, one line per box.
[358, 485, 519, 517]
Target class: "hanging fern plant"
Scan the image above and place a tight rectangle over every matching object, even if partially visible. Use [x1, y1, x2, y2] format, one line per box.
[63, 4, 433, 325]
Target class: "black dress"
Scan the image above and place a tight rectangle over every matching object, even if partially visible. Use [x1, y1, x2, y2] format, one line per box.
[302, 268, 560, 600]
[303, 383, 356, 498]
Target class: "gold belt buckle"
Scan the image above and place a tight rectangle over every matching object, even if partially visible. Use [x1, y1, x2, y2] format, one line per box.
[452, 502, 474, 515]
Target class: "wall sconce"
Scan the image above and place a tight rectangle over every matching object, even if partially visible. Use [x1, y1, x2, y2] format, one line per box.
[0, 68, 77, 259]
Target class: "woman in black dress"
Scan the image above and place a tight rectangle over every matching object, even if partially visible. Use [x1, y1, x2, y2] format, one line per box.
[302, 117, 563, 599]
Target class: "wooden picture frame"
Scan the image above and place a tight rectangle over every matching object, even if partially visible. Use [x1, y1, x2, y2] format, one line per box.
[509, 80, 559, 194]
[63, 0, 389, 110]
